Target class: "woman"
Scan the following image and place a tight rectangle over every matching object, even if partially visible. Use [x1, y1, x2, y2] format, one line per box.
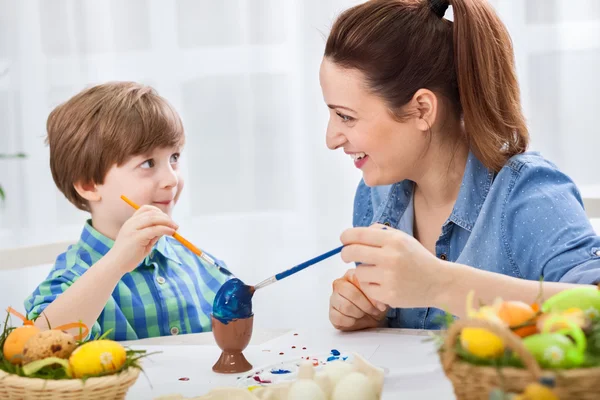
[322, 0, 600, 331]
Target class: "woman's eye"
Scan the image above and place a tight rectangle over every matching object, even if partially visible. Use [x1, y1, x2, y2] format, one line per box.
[336, 112, 354, 123]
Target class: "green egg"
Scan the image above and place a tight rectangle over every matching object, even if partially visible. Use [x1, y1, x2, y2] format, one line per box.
[541, 287, 600, 318]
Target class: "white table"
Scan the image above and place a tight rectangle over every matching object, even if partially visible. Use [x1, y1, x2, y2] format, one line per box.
[125, 327, 455, 399]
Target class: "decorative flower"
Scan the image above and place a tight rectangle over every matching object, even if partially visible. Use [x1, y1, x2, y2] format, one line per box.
[543, 345, 564, 366]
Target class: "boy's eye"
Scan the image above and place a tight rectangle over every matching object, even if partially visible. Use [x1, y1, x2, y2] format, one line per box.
[141, 159, 155, 169]
[336, 112, 354, 123]
[170, 153, 180, 163]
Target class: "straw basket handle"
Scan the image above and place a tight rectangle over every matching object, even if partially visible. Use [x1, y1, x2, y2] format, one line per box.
[441, 318, 542, 380]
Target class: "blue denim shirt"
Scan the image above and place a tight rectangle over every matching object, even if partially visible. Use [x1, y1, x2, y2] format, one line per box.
[353, 151, 600, 330]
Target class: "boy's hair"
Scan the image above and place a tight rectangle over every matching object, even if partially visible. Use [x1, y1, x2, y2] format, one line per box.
[47, 81, 185, 211]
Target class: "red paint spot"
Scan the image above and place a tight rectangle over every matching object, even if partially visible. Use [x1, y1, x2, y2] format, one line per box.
[178, 377, 189, 381]
[292, 346, 296, 349]
[279, 352, 284, 355]
[253, 376, 272, 384]
[302, 347, 307, 350]
[294, 333, 298, 336]
[312, 360, 319, 366]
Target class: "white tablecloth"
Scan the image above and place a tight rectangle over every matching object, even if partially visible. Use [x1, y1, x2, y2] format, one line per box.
[125, 327, 455, 399]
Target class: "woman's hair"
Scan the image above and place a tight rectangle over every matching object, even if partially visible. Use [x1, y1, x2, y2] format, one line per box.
[324, 0, 528, 172]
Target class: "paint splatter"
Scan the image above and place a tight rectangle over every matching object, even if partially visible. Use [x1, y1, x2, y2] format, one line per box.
[302, 347, 307, 350]
[279, 352, 284, 355]
[271, 369, 292, 374]
[327, 356, 339, 362]
[294, 333, 299, 336]
[292, 346, 296, 349]
[253, 376, 272, 384]
[331, 349, 340, 356]
[178, 377, 189, 381]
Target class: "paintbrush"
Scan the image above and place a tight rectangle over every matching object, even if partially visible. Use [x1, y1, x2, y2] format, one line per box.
[251, 245, 344, 292]
[120, 194, 232, 276]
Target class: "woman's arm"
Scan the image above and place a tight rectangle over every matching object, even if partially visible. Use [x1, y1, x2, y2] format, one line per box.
[433, 262, 594, 318]
[341, 225, 598, 317]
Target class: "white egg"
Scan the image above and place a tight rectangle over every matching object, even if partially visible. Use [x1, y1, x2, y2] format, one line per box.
[297, 361, 315, 380]
[314, 372, 333, 398]
[287, 380, 326, 400]
[331, 372, 377, 400]
[322, 360, 354, 386]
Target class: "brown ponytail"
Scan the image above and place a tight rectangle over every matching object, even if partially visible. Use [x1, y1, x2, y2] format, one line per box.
[324, 0, 528, 172]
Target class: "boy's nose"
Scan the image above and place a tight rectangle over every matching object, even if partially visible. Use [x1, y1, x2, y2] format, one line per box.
[160, 166, 179, 188]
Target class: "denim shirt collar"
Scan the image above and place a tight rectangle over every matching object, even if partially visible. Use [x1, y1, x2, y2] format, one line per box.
[372, 152, 495, 232]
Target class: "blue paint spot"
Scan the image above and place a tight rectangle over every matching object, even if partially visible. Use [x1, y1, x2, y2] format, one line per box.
[271, 369, 291, 374]
[213, 278, 254, 324]
[331, 349, 340, 356]
[342, 356, 348, 361]
[327, 356, 340, 362]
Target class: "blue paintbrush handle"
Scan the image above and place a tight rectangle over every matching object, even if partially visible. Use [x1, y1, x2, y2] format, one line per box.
[275, 245, 344, 281]
[253, 245, 344, 291]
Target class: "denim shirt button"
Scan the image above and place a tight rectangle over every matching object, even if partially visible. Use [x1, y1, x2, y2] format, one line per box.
[440, 254, 448, 260]
[595, 250, 600, 257]
[383, 221, 391, 227]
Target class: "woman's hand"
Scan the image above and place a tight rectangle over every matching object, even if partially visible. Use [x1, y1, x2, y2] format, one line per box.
[340, 224, 446, 308]
[329, 269, 388, 331]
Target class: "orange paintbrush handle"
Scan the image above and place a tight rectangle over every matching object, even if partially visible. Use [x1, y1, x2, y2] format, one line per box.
[120, 195, 213, 263]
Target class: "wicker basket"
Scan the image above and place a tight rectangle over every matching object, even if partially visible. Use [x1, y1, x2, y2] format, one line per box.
[0, 367, 140, 400]
[440, 318, 600, 400]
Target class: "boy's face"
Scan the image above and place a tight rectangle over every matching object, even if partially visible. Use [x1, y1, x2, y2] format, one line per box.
[92, 145, 184, 232]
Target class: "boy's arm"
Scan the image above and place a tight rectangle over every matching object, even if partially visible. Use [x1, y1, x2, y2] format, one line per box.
[29, 205, 177, 336]
[30, 251, 123, 335]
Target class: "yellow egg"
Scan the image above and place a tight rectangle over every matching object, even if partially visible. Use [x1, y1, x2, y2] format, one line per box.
[68, 340, 126, 378]
[460, 327, 505, 358]
[514, 382, 559, 400]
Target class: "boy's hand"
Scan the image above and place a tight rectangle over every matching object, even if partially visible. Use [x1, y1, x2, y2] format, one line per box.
[111, 205, 178, 274]
[329, 269, 388, 331]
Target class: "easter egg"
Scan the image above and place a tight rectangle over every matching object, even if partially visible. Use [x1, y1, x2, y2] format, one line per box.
[542, 286, 600, 320]
[460, 327, 504, 358]
[22, 330, 77, 364]
[68, 340, 126, 378]
[497, 301, 537, 337]
[331, 372, 377, 400]
[3, 325, 41, 365]
[522, 333, 585, 369]
[322, 360, 354, 386]
[287, 379, 326, 400]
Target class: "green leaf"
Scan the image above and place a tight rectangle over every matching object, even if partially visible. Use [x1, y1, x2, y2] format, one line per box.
[22, 357, 70, 377]
[0, 185, 4, 202]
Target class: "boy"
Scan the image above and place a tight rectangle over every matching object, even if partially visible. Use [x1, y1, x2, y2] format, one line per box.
[24, 82, 230, 341]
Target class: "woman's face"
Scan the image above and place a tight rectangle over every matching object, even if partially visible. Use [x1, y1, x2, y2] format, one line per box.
[319, 58, 432, 187]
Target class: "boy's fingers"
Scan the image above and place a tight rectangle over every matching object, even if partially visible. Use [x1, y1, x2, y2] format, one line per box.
[139, 225, 176, 241]
[135, 214, 179, 231]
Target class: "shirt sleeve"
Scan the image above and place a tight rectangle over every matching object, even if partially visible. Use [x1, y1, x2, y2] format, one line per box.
[24, 251, 102, 338]
[503, 161, 600, 285]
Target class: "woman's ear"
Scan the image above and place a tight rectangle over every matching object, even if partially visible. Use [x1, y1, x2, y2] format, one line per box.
[411, 89, 438, 132]
[74, 181, 101, 202]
